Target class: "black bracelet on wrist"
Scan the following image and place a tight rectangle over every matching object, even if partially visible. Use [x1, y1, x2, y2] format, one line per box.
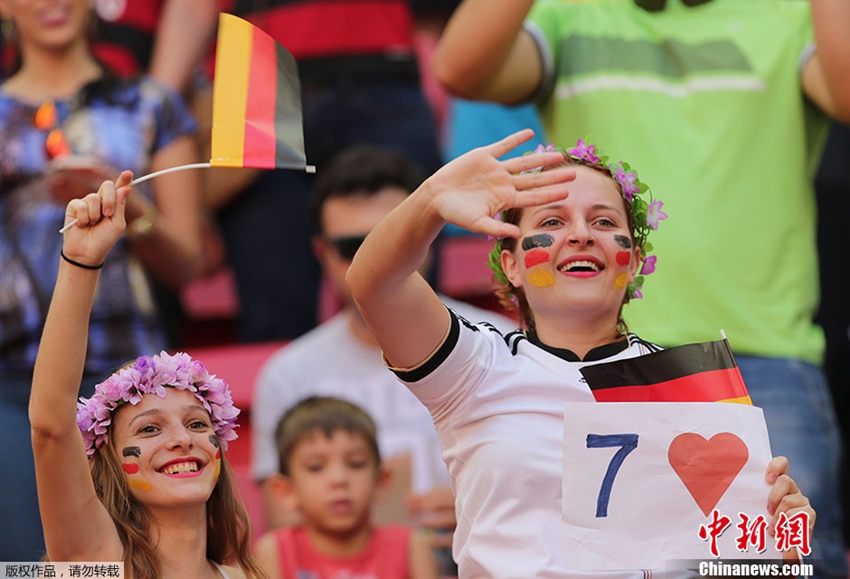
[60, 249, 104, 270]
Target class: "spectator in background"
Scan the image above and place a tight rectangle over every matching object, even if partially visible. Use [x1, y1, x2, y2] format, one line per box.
[252, 145, 516, 576]
[201, 0, 443, 343]
[91, 0, 218, 97]
[0, 0, 202, 559]
[254, 396, 439, 579]
[432, 1, 850, 576]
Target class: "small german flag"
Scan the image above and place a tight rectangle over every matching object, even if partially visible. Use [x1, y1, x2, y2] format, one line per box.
[579, 339, 752, 405]
[211, 13, 309, 171]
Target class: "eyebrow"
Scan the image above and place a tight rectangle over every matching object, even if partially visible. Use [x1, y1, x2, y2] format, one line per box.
[530, 202, 624, 217]
[128, 404, 208, 427]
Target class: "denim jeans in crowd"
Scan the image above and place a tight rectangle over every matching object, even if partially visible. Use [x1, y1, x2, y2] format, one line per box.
[738, 356, 847, 578]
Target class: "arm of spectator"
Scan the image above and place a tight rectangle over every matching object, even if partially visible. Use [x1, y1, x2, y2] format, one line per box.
[30, 174, 133, 562]
[347, 130, 571, 370]
[407, 485, 456, 550]
[127, 135, 204, 288]
[148, 0, 219, 96]
[432, 0, 542, 104]
[802, 0, 850, 122]
[409, 529, 440, 579]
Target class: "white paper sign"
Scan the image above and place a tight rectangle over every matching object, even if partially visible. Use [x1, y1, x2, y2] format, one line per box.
[562, 402, 781, 570]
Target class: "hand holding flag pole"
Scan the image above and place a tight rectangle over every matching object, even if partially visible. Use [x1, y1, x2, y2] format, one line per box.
[61, 13, 313, 234]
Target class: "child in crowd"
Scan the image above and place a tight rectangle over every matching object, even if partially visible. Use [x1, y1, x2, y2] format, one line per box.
[253, 396, 439, 579]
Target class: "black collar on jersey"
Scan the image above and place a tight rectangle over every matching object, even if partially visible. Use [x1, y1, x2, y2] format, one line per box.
[527, 331, 630, 362]
[635, 0, 713, 11]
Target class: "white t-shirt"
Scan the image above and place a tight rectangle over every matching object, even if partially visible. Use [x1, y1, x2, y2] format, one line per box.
[394, 309, 694, 579]
[251, 297, 517, 495]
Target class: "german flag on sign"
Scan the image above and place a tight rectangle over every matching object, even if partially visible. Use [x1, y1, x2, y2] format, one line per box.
[211, 13, 309, 171]
[579, 339, 752, 405]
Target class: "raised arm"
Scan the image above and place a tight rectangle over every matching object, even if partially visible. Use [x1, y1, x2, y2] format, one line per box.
[29, 172, 134, 561]
[148, 0, 219, 96]
[432, 0, 542, 103]
[802, 0, 850, 122]
[346, 130, 574, 368]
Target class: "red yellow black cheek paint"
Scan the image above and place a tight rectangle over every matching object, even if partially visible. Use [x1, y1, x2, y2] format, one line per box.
[616, 251, 631, 266]
[614, 235, 632, 250]
[122, 446, 141, 458]
[521, 234, 555, 251]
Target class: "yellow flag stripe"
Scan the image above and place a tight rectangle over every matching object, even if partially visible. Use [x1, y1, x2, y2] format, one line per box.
[211, 13, 252, 167]
[718, 395, 753, 406]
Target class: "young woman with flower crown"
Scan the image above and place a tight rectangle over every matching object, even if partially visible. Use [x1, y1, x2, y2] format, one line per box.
[30, 172, 264, 579]
[345, 129, 816, 579]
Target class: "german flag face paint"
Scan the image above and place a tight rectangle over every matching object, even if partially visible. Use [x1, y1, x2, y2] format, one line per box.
[522, 234, 556, 288]
[121, 446, 150, 490]
[210, 435, 222, 479]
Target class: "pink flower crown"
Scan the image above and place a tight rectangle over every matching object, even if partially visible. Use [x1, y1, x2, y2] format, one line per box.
[488, 139, 668, 301]
[76, 351, 240, 456]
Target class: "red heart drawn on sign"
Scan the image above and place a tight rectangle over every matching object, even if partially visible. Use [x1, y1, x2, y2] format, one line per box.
[667, 432, 749, 516]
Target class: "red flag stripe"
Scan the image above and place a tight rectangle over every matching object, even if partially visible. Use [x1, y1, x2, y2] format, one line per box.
[591, 367, 749, 403]
[242, 25, 279, 169]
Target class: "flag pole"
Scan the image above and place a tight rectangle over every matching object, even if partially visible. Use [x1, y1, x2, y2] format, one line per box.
[59, 161, 316, 233]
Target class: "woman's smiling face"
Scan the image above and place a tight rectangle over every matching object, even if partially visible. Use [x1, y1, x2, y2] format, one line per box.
[502, 165, 642, 321]
[111, 388, 222, 508]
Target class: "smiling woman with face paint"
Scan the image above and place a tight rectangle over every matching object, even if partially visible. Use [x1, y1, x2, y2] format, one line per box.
[29, 173, 264, 579]
[345, 129, 816, 579]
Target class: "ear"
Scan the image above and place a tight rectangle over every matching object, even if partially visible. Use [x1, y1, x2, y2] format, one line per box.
[373, 464, 393, 502]
[501, 247, 523, 289]
[268, 473, 300, 512]
[628, 244, 643, 283]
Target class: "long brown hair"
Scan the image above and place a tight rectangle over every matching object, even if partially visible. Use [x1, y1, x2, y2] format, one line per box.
[91, 431, 267, 579]
[493, 155, 636, 334]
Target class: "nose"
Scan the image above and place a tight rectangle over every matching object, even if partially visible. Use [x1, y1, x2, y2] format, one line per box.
[328, 462, 350, 487]
[166, 425, 194, 451]
[568, 220, 594, 246]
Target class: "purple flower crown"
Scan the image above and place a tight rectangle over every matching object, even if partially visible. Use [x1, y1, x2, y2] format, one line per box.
[76, 351, 240, 456]
[487, 138, 668, 301]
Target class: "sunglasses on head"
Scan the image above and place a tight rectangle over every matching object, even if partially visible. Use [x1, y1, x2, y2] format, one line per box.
[326, 234, 368, 261]
[634, 0, 713, 11]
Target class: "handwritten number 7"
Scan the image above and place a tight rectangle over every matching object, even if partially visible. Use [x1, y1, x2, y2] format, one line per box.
[586, 433, 639, 518]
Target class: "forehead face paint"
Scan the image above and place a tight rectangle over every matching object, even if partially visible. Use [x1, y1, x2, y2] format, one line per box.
[614, 235, 632, 250]
[521, 234, 554, 251]
[524, 248, 550, 269]
[616, 251, 631, 266]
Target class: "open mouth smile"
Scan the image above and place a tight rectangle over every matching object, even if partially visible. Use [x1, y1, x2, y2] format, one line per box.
[159, 459, 204, 477]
